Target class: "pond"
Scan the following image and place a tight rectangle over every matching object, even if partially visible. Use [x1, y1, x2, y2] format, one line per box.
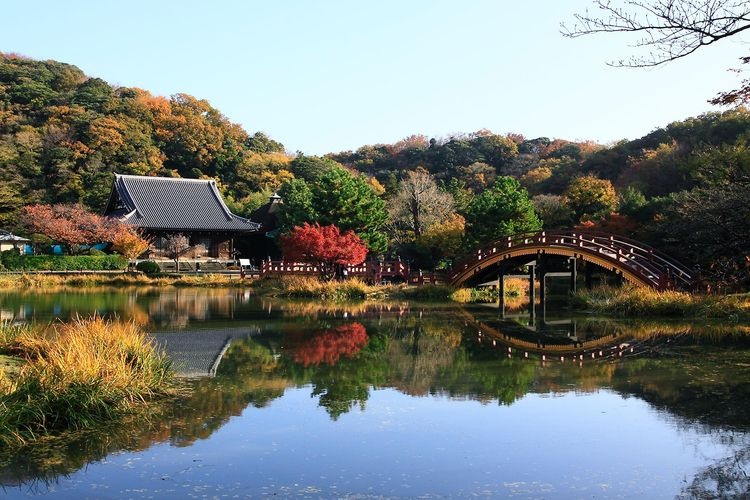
[1, 288, 750, 498]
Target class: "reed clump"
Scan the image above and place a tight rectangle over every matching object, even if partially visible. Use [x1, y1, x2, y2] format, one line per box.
[272, 276, 390, 300]
[174, 274, 244, 287]
[573, 286, 750, 319]
[0, 317, 178, 445]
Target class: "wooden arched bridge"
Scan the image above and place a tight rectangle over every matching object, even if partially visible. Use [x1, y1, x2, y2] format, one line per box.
[450, 230, 693, 291]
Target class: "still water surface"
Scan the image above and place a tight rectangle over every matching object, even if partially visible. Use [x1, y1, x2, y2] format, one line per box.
[1, 288, 750, 498]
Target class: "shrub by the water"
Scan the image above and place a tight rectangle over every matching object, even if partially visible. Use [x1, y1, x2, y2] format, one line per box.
[135, 260, 161, 274]
[0, 317, 178, 445]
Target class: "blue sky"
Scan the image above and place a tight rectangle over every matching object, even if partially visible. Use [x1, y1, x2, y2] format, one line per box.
[2, 1, 747, 154]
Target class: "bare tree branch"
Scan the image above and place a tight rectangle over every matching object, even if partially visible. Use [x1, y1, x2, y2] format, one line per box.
[561, 0, 750, 67]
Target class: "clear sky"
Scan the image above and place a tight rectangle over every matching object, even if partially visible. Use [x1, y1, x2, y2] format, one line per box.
[1, 1, 747, 154]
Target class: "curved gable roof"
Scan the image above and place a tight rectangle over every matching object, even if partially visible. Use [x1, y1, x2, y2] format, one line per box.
[108, 174, 261, 232]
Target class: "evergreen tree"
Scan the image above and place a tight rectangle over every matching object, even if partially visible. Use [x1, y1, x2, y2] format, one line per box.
[463, 177, 542, 250]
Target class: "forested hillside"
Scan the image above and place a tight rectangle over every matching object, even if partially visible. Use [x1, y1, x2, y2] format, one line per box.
[1, 53, 748, 286]
[0, 52, 286, 222]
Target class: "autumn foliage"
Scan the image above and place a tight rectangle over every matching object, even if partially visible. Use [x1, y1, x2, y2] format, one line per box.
[111, 227, 151, 259]
[283, 323, 369, 367]
[20, 203, 148, 256]
[280, 223, 368, 278]
[21, 204, 120, 249]
[576, 213, 638, 237]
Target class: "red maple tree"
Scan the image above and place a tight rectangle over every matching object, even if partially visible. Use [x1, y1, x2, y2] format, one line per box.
[280, 223, 368, 279]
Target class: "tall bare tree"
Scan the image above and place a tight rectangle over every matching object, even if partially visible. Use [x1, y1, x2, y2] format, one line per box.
[562, 1, 750, 103]
[388, 168, 454, 242]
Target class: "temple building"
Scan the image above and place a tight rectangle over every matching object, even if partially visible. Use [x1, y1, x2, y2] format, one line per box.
[104, 174, 261, 260]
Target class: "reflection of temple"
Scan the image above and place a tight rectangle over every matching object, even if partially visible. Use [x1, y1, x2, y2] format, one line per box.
[151, 327, 261, 377]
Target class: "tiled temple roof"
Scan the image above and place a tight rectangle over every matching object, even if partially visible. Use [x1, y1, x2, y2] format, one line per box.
[106, 174, 261, 232]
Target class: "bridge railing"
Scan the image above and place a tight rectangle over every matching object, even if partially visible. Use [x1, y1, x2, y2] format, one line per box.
[451, 230, 693, 290]
[260, 259, 411, 282]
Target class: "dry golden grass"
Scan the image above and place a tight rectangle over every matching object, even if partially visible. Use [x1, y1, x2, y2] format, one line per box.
[0, 317, 178, 444]
[0, 366, 16, 396]
[11, 317, 172, 398]
[574, 286, 750, 319]
[269, 276, 391, 300]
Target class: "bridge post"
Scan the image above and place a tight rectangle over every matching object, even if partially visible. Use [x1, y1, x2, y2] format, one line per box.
[528, 263, 536, 324]
[498, 271, 505, 316]
[569, 257, 577, 293]
[537, 252, 546, 306]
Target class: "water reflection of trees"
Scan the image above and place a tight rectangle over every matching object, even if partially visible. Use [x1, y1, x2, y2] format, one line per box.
[678, 442, 750, 498]
[3, 307, 750, 492]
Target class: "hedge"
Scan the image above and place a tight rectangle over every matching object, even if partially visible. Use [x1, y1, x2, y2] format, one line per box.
[0, 251, 128, 271]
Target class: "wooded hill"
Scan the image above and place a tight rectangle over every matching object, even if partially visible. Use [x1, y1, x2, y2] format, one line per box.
[1, 53, 748, 286]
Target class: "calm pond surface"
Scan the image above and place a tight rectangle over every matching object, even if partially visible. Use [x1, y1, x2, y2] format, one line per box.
[2, 288, 750, 498]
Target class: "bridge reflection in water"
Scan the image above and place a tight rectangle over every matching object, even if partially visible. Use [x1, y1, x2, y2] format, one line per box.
[457, 305, 652, 362]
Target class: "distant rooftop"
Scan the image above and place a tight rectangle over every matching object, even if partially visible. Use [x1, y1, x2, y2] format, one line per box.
[105, 174, 261, 232]
[0, 230, 29, 242]
[249, 192, 282, 234]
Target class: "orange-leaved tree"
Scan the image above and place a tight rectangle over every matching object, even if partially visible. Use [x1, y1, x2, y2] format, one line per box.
[280, 223, 368, 279]
[111, 226, 151, 259]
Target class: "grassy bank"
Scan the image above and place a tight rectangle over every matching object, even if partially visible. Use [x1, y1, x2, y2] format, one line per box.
[572, 286, 750, 319]
[1, 271, 534, 305]
[0, 272, 247, 289]
[0, 317, 179, 446]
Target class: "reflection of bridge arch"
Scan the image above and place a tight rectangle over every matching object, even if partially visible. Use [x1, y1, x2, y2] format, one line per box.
[457, 307, 668, 360]
[451, 230, 693, 290]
